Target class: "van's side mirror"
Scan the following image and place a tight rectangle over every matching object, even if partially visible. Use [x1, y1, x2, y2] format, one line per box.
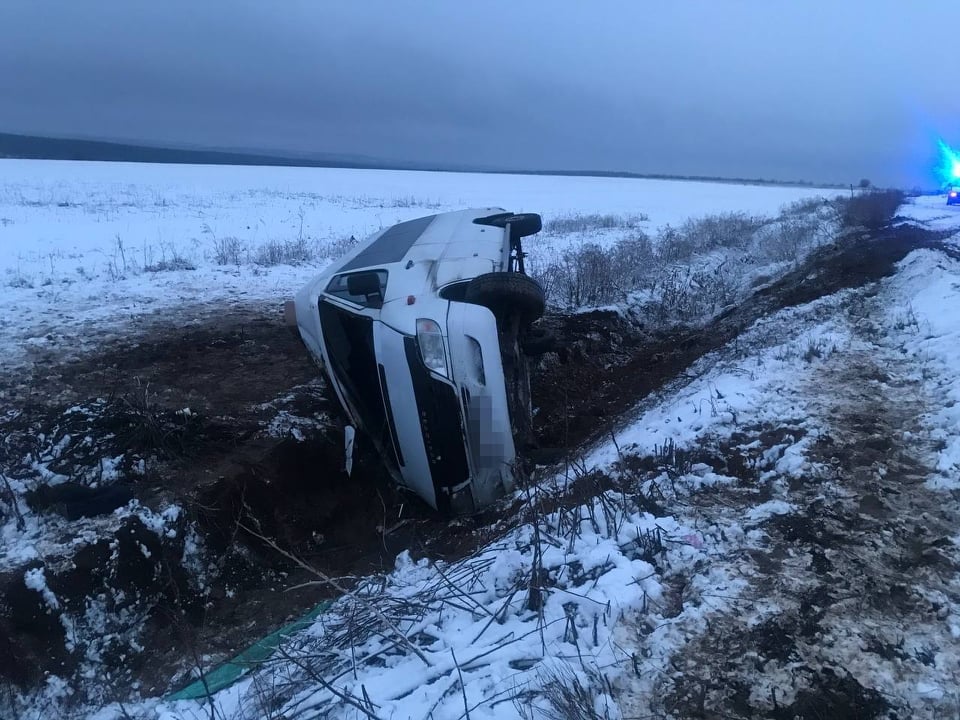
[347, 272, 384, 307]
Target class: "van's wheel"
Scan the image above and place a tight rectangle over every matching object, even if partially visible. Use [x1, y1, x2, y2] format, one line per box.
[464, 272, 545, 325]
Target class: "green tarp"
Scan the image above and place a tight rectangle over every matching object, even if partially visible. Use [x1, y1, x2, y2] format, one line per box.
[166, 600, 333, 701]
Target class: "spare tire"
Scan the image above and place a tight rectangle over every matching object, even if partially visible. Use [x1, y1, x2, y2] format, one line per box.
[464, 272, 545, 324]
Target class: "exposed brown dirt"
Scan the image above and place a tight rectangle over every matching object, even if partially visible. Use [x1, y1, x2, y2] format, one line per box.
[58, 303, 321, 418]
[0, 514, 198, 690]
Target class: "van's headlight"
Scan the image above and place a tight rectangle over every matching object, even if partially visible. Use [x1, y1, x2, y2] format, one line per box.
[416, 319, 447, 377]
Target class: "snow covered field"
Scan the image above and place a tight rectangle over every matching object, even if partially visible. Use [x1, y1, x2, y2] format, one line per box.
[4, 160, 960, 719]
[0, 159, 839, 375]
[0, 159, 836, 269]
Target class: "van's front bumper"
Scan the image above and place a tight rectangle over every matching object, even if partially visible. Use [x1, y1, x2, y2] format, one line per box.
[399, 323, 516, 514]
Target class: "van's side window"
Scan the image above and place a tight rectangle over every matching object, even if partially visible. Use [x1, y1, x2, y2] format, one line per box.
[325, 270, 388, 308]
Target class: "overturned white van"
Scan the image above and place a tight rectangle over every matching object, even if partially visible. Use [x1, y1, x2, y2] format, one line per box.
[289, 209, 545, 514]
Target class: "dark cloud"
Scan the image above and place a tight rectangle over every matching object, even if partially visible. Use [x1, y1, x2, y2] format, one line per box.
[1, 1, 955, 186]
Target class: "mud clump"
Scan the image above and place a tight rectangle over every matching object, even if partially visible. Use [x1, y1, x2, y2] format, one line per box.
[763, 504, 847, 548]
[768, 667, 888, 720]
[0, 516, 195, 690]
[747, 617, 799, 663]
[197, 435, 399, 558]
[25, 482, 134, 520]
[2, 397, 244, 499]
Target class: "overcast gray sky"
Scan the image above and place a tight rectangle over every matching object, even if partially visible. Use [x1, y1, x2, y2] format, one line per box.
[0, 1, 955, 187]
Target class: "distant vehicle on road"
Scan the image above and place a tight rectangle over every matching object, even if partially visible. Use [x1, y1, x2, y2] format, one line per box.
[288, 208, 545, 514]
[949, 187, 960, 205]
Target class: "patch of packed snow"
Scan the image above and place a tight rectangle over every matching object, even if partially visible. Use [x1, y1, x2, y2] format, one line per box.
[877, 248, 960, 489]
[23, 566, 60, 610]
[899, 193, 960, 232]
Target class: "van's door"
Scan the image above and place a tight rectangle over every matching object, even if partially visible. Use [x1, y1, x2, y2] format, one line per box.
[318, 300, 398, 473]
[446, 302, 517, 508]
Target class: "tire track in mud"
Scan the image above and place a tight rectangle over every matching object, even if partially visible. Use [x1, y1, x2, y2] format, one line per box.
[633, 281, 960, 719]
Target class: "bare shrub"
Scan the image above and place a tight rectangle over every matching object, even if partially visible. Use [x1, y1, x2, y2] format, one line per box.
[781, 195, 830, 216]
[678, 212, 764, 252]
[389, 195, 441, 209]
[144, 256, 196, 273]
[802, 338, 826, 362]
[518, 666, 615, 720]
[839, 189, 905, 231]
[536, 205, 830, 323]
[656, 212, 763, 265]
[253, 238, 317, 266]
[6, 272, 33, 289]
[545, 212, 648, 235]
[648, 263, 738, 324]
[654, 438, 695, 479]
[212, 237, 246, 265]
[538, 242, 615, 307]
[535, 234, 654, 308]
[759, 215, 824, 263]
[537, 212, 760, 311]
[656, 224, 698, 264]
[318, 234, 359, 260]
[689, 263, 738, 309]
[609, 234, 656, 290]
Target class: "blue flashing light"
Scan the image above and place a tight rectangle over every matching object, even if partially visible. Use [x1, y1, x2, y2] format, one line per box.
[936, 139, 960, 186]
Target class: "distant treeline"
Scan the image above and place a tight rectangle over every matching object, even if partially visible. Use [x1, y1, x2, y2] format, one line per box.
[507, 168, 844, 189]
[0, 132, 845, 189]
[0, 133, 382, 169]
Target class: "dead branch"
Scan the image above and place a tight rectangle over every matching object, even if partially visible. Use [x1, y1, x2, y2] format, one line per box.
[273, 643, 385, 720]
[0, 472, 25, 531]
[452, 649, 471, 720]
[237, 519, 432, 667]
